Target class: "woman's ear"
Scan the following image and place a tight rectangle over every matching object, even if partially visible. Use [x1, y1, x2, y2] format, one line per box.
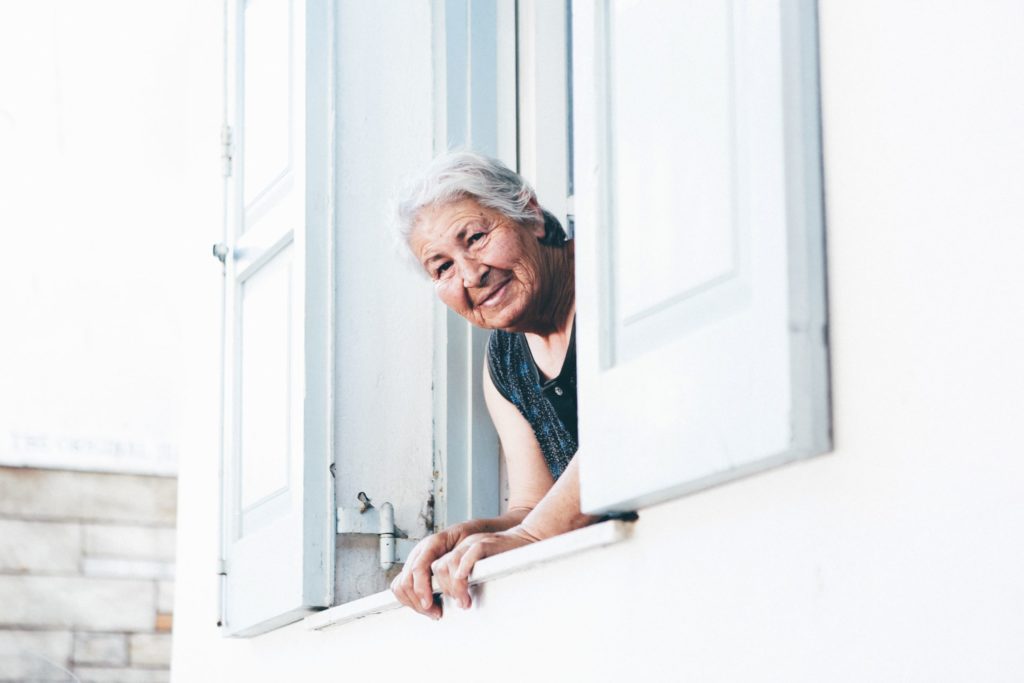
[525, 197, 545, 238]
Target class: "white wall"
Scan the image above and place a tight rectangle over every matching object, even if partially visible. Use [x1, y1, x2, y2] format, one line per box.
[172, 1, 1024, 681]
[0, 0, 203, 477]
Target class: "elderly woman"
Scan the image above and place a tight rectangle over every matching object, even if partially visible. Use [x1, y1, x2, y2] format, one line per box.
[390, 151, 596, 619]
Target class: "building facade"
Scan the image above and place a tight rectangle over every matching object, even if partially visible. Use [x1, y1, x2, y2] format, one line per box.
[171, 1, 1024, 681]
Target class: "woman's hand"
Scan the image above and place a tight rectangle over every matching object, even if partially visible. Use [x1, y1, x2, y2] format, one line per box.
[389, 526, 465, 620]
[392, 457, 594, 618]
[432, 458, 596, 611]
[390, 512, 528, 619]
[431, 525, 540, 610]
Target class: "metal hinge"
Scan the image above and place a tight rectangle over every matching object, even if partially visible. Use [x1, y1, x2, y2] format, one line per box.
[336, 493, 419, 570]
[216, 558, 227, 628]
[221, 124, 233, 178]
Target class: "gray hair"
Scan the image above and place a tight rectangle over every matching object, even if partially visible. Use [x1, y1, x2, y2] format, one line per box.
[394, 151, 566, 255]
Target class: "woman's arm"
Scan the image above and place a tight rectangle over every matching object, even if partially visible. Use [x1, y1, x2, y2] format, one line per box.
[389, 365, 558, 619]
[428, 364, 599, 610]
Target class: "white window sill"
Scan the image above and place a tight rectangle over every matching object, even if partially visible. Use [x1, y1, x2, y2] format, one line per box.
[304, 518, 634, 631]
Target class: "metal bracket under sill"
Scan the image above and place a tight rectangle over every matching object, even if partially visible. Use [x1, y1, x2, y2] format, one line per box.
[305, 518, 635, 632]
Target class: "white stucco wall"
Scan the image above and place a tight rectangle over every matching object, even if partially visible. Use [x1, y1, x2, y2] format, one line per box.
[172, 1, 1024, 681]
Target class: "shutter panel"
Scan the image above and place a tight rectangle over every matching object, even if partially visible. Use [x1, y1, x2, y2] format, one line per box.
[220, 0, 333, 636]
[572, 0, 830, 514]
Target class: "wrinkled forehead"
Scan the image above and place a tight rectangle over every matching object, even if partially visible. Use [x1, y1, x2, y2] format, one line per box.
[409, 197, 491, 248]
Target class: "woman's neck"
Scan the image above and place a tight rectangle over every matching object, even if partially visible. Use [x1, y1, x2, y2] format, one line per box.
[525, 240, 575, 339]
[520, 241, 575, 381]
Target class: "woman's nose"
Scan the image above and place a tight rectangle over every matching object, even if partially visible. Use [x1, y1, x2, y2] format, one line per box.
[460, 260, 490, 288]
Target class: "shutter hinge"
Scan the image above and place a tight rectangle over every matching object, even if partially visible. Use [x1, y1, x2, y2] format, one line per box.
[216, 558, 227, 628]
[221, 124, 233, 178]
[336, 493, 419, 570]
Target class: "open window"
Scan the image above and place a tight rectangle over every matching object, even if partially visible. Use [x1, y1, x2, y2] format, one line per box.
[216, 0, 830, 637]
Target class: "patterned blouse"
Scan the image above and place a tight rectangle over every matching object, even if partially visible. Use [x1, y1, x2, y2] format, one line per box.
[486, 321, 577, 479]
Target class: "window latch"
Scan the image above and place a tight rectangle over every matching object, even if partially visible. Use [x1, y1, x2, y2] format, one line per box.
[212, 243, 229, 265]
[336, 493, 419, 571]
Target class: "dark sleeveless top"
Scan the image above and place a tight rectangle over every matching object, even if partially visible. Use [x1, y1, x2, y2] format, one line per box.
[486, 322, 577, 480]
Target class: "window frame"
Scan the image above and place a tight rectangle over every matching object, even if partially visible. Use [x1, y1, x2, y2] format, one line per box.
[217, 0, 831, 636]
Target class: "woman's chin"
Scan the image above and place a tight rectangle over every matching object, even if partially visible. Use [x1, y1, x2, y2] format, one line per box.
[473, 308, 522, 332]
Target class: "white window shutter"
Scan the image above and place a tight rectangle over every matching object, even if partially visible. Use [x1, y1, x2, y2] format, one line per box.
[572, 0, 830, 514]
[219, 0, 333, 636]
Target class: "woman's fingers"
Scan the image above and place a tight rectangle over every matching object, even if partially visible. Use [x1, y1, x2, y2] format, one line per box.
[390, 573, 418, 613]
[390, 535, 449, 619]
[410, 554, 436, 612]
[450, 540, 487, 608]
[404, 569, 441, 620]
[433, 533, 493, 610]
[393, 526, 538, 617]
[437, 530, 538, 609]
[430, 552, 454, 601]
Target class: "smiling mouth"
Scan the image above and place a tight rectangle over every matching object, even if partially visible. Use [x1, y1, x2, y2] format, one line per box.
[477, 279, 510, 307]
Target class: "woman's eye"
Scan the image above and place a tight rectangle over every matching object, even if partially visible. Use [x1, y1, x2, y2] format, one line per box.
[435, 261, 453, 278]
[468, 232, 485, 245]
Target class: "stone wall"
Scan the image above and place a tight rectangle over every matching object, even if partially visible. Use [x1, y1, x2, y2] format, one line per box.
[0, 467, 176, 683]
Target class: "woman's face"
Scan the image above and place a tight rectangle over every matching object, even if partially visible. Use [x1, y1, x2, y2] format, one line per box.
[409, 198, 546, 331]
